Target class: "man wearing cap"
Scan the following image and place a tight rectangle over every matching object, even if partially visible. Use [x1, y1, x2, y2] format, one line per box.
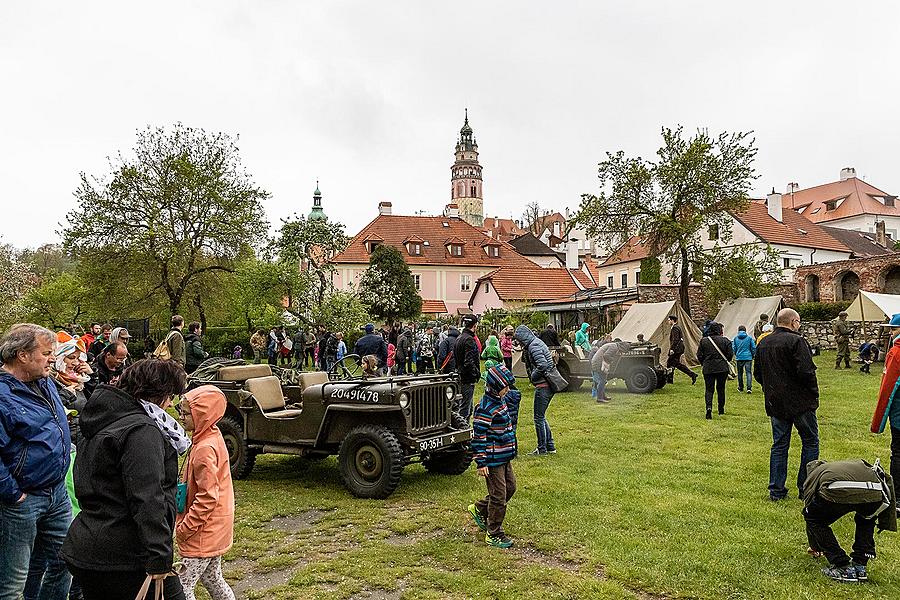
[753, 313, 769, 341]
[353, 323, 388, 373]
[832, 311, 852, 369]
[455, 315, 481, 421]
[0, 324, 73, 599]
[872, 313, 900, 490]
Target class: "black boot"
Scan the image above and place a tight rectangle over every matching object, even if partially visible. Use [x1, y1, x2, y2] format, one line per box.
[705, 408, 712, 420]
[718, 403, 725, 415]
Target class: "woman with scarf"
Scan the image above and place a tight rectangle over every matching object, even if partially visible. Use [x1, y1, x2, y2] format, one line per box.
[61, 359, 190, 600]
[49, 332, 91, 440]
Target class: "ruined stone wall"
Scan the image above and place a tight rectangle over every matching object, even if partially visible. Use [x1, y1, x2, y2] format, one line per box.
[795, 254, 900, 303]
[799, 320, 885, 350]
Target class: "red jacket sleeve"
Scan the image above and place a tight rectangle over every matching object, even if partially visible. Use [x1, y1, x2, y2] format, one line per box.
[874, 344, 900, 433]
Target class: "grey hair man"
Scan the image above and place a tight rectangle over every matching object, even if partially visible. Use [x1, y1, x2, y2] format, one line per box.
[754, 308, 820, 501]
[0, 324, 73, 599]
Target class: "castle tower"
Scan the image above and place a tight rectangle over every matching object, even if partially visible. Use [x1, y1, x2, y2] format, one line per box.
[450, 109, 483, 227]
[308, 181, 326, 221]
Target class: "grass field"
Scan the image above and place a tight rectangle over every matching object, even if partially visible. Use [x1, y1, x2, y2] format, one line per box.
[218, 351, 898, 599]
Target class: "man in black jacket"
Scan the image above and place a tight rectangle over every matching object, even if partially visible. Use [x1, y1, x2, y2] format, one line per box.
[454, 315, 481, 420]
[437, 326, 459, 374]
[754, 308, 820, 501]
[353, 323, 388, 373]
[667, 315, 697, 384]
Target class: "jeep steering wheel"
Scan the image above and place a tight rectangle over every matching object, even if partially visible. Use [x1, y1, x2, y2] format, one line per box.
[330, 354, 363, 380]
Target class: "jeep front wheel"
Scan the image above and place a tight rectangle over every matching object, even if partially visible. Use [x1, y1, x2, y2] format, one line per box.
[625, 366, 657, 394]
[338, 425, 404, 499]
[218, 416, 256, 479]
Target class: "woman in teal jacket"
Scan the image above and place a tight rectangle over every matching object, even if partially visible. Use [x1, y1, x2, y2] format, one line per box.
[575, 323, 592, 353]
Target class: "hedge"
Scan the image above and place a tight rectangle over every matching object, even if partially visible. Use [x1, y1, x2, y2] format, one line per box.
[796, 301, 852, 321]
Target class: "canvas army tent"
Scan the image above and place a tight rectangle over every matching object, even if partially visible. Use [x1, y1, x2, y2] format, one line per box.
[609, 300, 702, 366]
[714, 296, 784, 339]
[845, 290, 900, 323]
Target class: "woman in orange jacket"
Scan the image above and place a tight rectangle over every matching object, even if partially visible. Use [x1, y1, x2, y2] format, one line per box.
[177, 385, 236, 600]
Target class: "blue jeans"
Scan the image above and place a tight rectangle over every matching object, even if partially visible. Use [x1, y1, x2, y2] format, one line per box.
[0, 479, 72, 600]
[591, 370, 606, 398]
[769, 410, 819, 499]
[534, 386, 556, 453]
[457, 383, 477, 421]
[736, 360, 752, 391]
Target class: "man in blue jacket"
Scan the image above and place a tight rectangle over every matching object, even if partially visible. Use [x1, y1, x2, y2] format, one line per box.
[353, 323, 388, 374]
[0, 324, 73, 600]
[732, 325, 757, 394]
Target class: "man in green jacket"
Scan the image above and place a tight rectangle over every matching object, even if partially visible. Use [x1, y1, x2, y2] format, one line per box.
[803, 458, 896, 583]
[166, 315, 186, 366]
[832, 311, 852, 369]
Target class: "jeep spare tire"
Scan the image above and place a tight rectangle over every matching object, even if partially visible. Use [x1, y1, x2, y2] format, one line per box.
[218, 416, 256, 479]
[338, 425, 405, 499]
[625, 365, 657, 394]
[555, 361, 582, 392]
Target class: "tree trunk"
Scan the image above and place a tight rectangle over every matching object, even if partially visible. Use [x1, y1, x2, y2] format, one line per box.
[193, 294, 208, 332]
[245, 313, 253, 334]
[679, 246, 691, 317]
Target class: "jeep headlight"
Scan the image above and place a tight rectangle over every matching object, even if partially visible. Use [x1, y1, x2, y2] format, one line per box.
[398, 392, 410, 409]
[445, 386, 454, 400]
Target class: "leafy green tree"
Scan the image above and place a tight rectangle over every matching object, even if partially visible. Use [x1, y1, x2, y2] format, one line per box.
[574, 126, 758, 315]
[698, 245, 781, 314]
[0, 242, 34, 328]
[22, 272, 89, 329]
[639, 257, 661, 284]
[357, 245, 422, 323]
[274, 215, 349, 312]
[62, 123, 269, 317]
[231, 258, 306, 332]
[312, 291, 371, 346]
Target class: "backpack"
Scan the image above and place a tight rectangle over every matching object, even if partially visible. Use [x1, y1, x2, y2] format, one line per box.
[152, 331, 177, 360]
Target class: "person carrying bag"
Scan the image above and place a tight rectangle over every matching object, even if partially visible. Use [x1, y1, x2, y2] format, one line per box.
[696, 322, 734, 419]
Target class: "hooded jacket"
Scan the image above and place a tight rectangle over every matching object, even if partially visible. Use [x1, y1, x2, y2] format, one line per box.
[803, 459, 897, 533]
[515, 326, 554, 386]
[455, 327, 481, 384]
[591, 341, 632, 372]
[481, 335, 504, 363]
[176, 385, 235, 558]
[61, 385, 178, 574]
[731, 330, 756, 361]
[437, 327, 459, 373]
[472, 367, 517, 468]
[575, 323, 591, 352]
[395, 328, 413, 362]
[0, 371, 71, 504]
[873, 333, 900, 433]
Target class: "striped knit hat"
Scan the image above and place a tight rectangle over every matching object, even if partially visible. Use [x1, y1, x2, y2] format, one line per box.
[485, 364, 515, 396]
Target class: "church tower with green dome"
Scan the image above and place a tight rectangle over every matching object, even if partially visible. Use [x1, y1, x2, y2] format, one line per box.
[308, 181, 326, 221]
[450, 109, 484, 227]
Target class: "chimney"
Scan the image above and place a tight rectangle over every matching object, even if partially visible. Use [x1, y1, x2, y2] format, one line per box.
[378, 201, 392, 216]
[446, 203, 460, 218]
[786, 182, 800, 193]
[767, 189, 783, 222]
[876, 220, 887, 247]
[493, 217, 499, 228]
[840, 167, 856, 181]
[565, 239, 579, 270]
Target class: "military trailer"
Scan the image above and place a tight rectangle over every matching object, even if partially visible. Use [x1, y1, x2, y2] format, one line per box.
[189, 357, 473, 499]
[552, 343, 669, 394]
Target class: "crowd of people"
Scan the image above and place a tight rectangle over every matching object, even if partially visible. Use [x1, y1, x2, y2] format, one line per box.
[1, 322, 235, 600]
[2, 305, 899, 593]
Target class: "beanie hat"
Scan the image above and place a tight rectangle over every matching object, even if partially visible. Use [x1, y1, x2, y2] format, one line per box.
[364, 323, 375, 334]
[485, 364, 515, 396]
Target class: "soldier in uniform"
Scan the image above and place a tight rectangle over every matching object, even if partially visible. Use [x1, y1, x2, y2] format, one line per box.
[832, 311, 852, 369]
[753, 313, 769, 340]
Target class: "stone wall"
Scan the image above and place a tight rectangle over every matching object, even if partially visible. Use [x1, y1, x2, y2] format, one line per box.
[773, 283, 800, 307]
[800, 320, 885, 350]
[795, 254, 900, 303]
[636, 284, 709, 320]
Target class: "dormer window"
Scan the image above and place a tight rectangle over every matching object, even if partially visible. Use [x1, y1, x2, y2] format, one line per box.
[450, 244, 463, 257]
[368, 241, 381, 253]
[408, 243, 421, 255]
[825, 201, 837, 211]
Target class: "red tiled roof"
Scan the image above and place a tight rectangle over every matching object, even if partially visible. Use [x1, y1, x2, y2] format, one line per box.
[571, 269, 594, 289]
[482, 217, 526, 242]
[733, 201, 850, 252]
[601, 236, 652, 266]
[472, 266, 593, 304]
[332, 215, 535, 268]
[421, 299, 448, 314]
[782, 177, 899, 223]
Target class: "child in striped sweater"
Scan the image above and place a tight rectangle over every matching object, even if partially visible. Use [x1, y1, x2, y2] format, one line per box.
[467, 365, 518, 548]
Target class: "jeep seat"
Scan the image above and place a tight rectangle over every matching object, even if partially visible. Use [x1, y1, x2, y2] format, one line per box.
[218, 364, 273, 382]
[298, 371, 329, 391]
[244, 375, 303, 419]
[573, 345, 586, 360]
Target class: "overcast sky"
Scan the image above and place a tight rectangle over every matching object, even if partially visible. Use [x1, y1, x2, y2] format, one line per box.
[2, 1, 898, 249]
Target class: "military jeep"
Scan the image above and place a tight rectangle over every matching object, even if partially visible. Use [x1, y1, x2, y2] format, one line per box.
[553, 342, 669, 394]
[188, 357, 473, 499]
